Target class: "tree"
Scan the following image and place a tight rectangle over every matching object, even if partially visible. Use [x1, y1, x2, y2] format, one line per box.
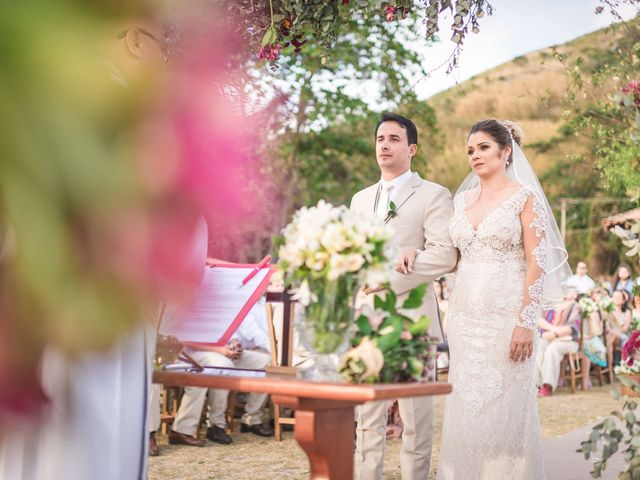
[546, 5, 639, 274]
[205, 1, 494, 261]
[557, 9, 640, 200]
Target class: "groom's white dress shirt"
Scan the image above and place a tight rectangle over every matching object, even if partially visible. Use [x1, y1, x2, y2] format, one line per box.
[375, 170, 413, 218]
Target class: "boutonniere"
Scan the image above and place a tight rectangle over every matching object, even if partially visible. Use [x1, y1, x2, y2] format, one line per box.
[385, 201, 398, 222]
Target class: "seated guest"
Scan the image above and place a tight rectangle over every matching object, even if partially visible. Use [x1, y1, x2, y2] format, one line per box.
[536, 292, 581, 397]
[168, 337, 273, 446]
[586, 288, 609, 366]
[566, 261, 596, 294]
[596, 275, 613, 296]
[236, 297, 271, 354]
[606, 289, 633, 362]
[612, 264, 635, 297]
[581, 306, 607, 389]
[233, 298, 272, 424]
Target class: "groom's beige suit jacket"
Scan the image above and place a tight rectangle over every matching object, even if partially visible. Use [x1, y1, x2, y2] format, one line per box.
[350, 172, 457, 341]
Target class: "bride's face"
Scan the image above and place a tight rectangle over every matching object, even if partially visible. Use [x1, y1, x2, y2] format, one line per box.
[467, 131, 510, 178]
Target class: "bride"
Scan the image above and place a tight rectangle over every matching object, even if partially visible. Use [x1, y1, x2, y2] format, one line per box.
[432, 119, 570, 478]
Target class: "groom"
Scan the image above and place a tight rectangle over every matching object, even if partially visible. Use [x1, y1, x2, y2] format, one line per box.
[350, 113, 457, 479]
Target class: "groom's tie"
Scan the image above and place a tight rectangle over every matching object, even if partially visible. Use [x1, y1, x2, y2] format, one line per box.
[377, 182, 394, 218]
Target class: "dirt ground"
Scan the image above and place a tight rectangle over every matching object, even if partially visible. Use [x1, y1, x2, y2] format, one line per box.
[148, 383, 622, 480]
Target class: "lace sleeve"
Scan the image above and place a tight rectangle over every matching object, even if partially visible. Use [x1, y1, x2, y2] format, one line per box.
[518, 192, 548, 329]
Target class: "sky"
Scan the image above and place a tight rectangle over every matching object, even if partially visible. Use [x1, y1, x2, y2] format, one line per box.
[411, 0, 639, 100]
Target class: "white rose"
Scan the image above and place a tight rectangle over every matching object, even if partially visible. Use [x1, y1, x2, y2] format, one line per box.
[321, 223, 349, 253]
[327, 253, 348, 281]
[305, 251, 328, 271]
[279, 245, 304, 271]
[346, 253, 365, 272]
[340, 337, 384, 382]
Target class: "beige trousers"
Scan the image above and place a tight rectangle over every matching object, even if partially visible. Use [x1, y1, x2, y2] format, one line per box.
[535, 338, 578, 390]
[148, 384, 162, 433]
[355, 397, 434, 480]
[172, 348, 271, 435]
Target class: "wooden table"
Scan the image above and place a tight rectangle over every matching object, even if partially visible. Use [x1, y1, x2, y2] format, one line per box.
[154, 370, 452, 480]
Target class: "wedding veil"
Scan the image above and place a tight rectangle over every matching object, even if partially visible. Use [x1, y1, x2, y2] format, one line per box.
[455, 139, 573, 310]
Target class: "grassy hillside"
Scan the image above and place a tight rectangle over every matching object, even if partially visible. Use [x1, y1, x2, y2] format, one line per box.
[423, 23, 628, 195]
[420, 21, 636, 274]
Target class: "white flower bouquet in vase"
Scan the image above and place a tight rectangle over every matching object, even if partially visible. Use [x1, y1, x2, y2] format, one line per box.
[277, 200, 394, 382]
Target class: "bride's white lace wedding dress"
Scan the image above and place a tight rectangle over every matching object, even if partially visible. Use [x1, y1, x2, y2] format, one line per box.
[437, 185, 546, 479]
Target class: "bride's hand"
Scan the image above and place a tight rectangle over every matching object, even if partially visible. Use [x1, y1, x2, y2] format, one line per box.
[396, 249, 418, 274]
[509, 326, 534, 362]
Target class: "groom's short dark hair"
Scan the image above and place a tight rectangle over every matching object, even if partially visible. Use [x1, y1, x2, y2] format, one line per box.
[375, 113, 418, 146]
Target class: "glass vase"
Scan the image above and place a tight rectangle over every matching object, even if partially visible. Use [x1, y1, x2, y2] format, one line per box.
[297, 275, 357, 382]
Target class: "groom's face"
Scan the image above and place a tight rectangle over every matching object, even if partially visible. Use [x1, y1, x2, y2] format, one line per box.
[375, 121, 416, 177]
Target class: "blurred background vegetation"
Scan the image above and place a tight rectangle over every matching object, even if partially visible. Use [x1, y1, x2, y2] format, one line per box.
[245, 8, 640, 279]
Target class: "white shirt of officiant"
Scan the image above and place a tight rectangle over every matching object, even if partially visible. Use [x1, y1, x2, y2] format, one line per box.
[375, 169, 413, 218]
[236, 298, 271, 352]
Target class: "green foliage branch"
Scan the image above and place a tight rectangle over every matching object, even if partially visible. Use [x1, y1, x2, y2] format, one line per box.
[555, 4, 640, 200]
[579, 379, 640, 479]
[227, 0, 492, 65]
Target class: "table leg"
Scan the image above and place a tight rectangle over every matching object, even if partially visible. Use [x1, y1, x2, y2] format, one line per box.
[294, 399, 356, 480]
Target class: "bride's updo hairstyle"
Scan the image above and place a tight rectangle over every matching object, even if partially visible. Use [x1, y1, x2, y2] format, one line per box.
[468, 119, 524, 166]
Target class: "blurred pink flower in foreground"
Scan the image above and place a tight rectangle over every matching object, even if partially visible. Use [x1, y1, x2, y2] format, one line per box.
[0, 6, 281, 418]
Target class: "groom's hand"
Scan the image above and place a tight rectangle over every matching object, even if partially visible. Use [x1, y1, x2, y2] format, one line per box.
[396, 249, 418, 275]
[509, 326, 534, 362]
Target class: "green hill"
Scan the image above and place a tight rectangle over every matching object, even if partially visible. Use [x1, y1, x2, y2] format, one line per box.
[425, 22, 628, 196]
[422, 21, 636, 274]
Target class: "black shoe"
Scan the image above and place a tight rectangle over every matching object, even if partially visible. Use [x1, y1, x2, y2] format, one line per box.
[240, 423, 274, 437]
[207, 425, 233, 444]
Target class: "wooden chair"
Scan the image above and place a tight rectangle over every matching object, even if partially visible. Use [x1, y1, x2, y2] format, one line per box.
[559, 312, 587, 393]
[266, 300, 296, 441]
[160, 386, 183, 434]
[225, 392, 238, 433]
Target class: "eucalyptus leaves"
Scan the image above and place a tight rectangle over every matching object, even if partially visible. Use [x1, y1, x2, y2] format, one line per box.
[611, 221, 640, 260]
[580, 378, 640, 479]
